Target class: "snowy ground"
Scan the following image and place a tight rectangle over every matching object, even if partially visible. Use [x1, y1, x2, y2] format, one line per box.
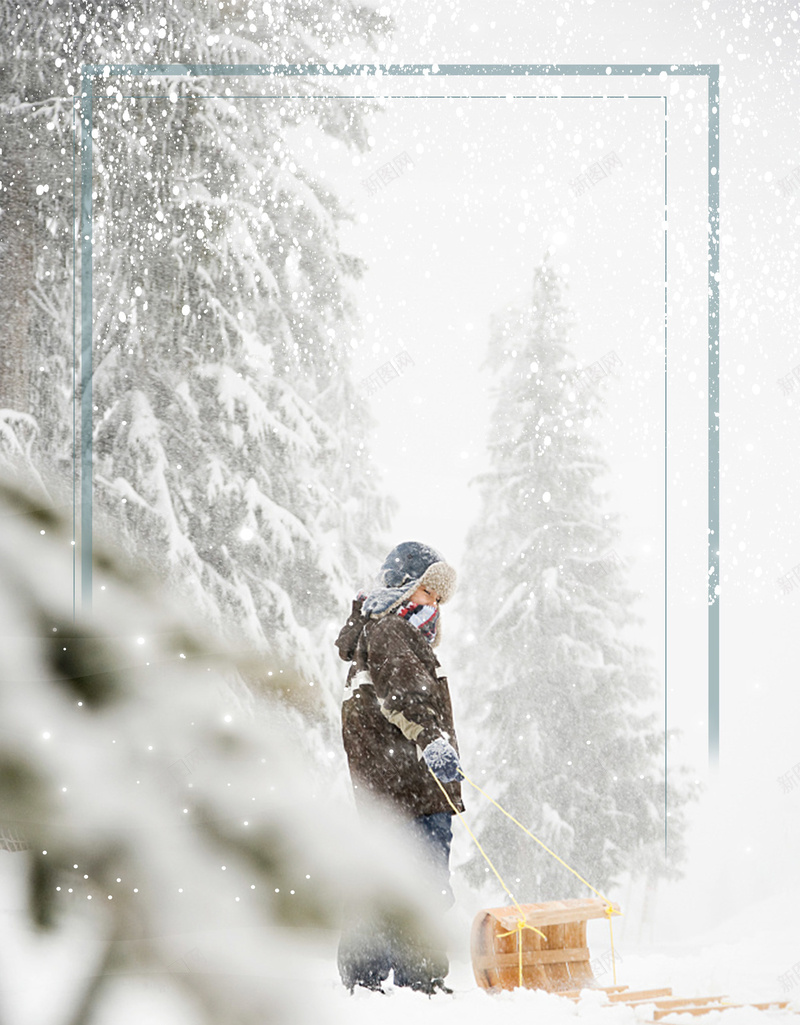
[312, 889, 800, 1025]
[90, 921, 800, 1025]
[2, 844, 798, 1025]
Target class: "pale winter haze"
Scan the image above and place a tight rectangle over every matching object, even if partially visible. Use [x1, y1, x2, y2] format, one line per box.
[0, 0, 798, 1022]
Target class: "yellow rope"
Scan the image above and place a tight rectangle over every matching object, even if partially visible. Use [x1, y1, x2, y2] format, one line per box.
[460, 772, 617, 908]
[427, 768, 522, 915]
[496, 917, 548, 989]
[606, 902, 617, 986]
[429, 767, 623, 989]
[459, 772, 622, 985]
[427, 768, 544, 987]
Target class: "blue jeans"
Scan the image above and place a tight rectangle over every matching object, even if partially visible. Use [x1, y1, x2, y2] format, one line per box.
[338, 812, 453, 990]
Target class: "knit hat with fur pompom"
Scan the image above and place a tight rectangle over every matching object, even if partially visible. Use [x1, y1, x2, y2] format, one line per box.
[361, 541, 457, 620]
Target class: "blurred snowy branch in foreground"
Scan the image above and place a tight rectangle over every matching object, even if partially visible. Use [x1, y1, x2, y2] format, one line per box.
[0, 476, 438, 1025]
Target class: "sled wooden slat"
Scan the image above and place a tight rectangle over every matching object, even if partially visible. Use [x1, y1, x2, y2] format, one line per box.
[563, 985, 631, 1000]
[607, 988, 673, 1002]
[651, 1000, 792, 1020]
[473, 946, 590, 970]
[652, 1003, 741, 1019]
[470, 898, 621, 992]
[652, 1005, 729, 1020]
[624, 995, 726, 1009]
[488, 898, 620, 932]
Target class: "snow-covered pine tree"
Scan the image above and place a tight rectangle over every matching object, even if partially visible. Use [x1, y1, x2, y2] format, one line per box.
[0, 0, 82, 478]
[457, 257, 689, 903]
[0, 1, 394, 721]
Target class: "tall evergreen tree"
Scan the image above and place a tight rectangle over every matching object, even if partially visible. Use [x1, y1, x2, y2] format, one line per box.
[0, 1, 395, 715]
[456, 257, 689, 903]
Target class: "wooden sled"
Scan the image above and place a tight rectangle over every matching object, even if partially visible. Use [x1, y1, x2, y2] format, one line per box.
[471, 898, 798, 1020]
[471, 897, 621, 992]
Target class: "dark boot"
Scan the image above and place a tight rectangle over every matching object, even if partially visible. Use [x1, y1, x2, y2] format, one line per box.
[403, 973, 453, 996]
[338, 917, 391, 994]
[391, 942, 451, 995]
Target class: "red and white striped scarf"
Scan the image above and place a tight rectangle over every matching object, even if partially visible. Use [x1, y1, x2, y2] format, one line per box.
[396, 599, 439, 644]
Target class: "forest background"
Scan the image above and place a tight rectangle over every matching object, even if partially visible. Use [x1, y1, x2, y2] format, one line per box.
[0, 0, 798, 1022]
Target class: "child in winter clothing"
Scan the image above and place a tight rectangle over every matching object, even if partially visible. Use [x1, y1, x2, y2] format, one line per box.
[335, 541, 464, 995]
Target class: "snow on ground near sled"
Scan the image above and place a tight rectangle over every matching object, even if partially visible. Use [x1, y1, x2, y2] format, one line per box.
[2, 883, 799, 1024]
[316, 890, 800, 1025]
[319, 947, 800, 1025]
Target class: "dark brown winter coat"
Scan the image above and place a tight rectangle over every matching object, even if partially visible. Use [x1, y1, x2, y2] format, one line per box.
[336, 596, 464, 819]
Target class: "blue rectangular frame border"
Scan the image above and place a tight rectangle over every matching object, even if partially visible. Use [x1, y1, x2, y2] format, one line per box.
[76, 62, 720, 771]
